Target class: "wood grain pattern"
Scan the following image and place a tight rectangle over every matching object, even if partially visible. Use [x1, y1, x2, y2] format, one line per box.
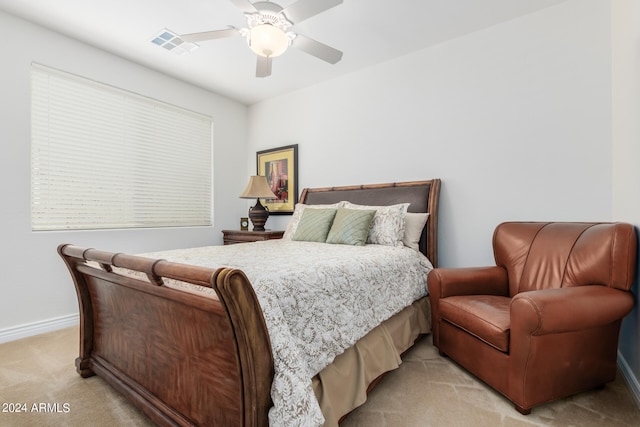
[59, 245, 271, 426]
[222, 230, 285, 245]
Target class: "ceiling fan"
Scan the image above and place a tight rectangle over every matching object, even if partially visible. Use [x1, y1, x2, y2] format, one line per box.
[180, 0, 343, 77]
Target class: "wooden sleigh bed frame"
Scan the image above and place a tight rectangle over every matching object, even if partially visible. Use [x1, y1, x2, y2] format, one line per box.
[58, 179, 441, 426]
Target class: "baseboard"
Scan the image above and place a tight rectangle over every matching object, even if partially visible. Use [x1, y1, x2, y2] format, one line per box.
[618, 351, 640, 409]
[0, 313, 79, 344]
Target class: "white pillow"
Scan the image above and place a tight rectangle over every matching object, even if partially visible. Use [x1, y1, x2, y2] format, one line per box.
[403, 212, 429, 251]
[282, 202, 345, 240]
[342, 202, 409, 247]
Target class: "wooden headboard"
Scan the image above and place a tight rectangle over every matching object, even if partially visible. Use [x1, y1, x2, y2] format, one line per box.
[299, 179, 441, 267]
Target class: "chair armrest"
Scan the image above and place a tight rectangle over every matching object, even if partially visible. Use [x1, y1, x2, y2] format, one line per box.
[511, 286, 634, 335]
[427, 266, 509, 298]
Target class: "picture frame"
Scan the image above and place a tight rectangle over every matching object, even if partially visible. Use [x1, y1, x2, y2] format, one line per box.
[256, 144, 298, 215]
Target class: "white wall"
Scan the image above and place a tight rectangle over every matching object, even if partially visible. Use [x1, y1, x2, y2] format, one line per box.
[0, 11, 249, 337]
[612, 0, 640, 402]
[248, 0, 612, 268]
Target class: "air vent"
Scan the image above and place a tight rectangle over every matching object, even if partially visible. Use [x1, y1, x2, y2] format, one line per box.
[150, 29, 199, 55]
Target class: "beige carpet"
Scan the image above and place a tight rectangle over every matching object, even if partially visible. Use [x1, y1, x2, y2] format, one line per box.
[1, 326, 639, 426]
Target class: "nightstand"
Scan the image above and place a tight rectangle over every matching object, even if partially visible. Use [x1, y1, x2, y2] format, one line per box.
[222, 229, 285, 245]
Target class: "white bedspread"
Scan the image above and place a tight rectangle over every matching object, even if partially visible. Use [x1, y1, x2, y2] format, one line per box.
[136, 240, 432, 427]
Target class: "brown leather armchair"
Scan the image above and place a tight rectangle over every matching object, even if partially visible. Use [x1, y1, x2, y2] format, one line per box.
[427, 222, 637, 414]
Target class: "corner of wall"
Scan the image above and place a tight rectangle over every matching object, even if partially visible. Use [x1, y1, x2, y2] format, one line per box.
[619, 351, 640, 408]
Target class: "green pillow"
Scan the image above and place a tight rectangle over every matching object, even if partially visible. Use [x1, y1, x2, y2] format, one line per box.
[292, 208, 337, 242]
[326, 208, 376, 246]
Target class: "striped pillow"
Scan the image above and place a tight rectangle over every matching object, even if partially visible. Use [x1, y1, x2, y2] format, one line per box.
[283, 202, 344, 240]
[292, 208, 338, 242]
[326, 208, 376, 246]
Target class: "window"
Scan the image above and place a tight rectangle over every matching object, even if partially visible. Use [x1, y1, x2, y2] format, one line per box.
[31, 63, 213, 231]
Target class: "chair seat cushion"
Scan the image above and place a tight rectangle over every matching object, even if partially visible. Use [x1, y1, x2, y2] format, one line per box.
[439, 295, 511, 352]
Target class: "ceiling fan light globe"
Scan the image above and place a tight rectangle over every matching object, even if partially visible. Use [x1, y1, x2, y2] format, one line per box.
[248, 24, 289, 57]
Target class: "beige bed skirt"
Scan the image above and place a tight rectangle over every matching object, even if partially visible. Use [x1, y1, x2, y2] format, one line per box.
[312, 297, 431, 426]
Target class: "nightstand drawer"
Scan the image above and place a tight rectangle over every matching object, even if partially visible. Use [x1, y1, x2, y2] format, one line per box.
[222, 230, 284, 245]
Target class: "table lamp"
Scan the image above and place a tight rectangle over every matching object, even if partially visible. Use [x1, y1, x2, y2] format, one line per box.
[239, 175, 277, 231]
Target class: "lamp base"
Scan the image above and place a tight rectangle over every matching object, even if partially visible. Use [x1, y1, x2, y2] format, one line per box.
[249, 199, 269, 231]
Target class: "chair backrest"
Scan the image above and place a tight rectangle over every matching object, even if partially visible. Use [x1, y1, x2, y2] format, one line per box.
[493, 222, 637, 296]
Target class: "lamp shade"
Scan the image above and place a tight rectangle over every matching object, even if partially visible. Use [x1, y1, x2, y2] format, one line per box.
[248, 24, 289, 58]
[240, 175, 277, 199]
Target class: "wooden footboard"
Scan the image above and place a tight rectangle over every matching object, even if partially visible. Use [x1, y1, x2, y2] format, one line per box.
[58, 244, 273, 427]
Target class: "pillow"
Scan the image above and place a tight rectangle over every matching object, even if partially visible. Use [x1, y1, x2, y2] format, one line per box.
[343, 202, 409, 247]
[291, 208, 338, 242]
[326, 208, 376, 246]
[403, 212, 429, 251]
[283, 202, 344, 240]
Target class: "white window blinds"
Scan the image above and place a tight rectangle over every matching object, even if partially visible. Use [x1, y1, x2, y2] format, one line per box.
[31, 64, 213, 231]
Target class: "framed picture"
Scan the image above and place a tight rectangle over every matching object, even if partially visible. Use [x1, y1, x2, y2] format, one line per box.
[256, 144, 298, 215]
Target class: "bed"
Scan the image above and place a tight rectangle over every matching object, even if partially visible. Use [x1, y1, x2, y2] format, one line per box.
[58, 179, 441, 426]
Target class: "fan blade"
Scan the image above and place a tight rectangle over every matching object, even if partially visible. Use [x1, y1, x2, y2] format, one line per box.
[181, 28, 239, 42]
[282, 0, 343, 24]
[230, 0, 259, 14]
[292, 34, 343, 64]
[256, 55, 272, 78]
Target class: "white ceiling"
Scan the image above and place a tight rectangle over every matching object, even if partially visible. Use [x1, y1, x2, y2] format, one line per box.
[0, 0, 568, 105]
